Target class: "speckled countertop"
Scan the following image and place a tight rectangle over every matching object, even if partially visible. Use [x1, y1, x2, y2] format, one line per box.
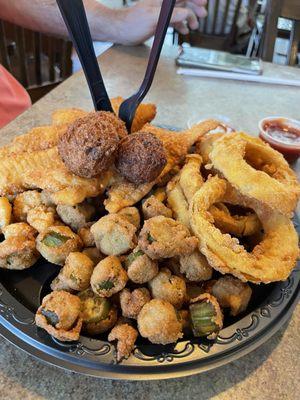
[0, 45, 299, 399]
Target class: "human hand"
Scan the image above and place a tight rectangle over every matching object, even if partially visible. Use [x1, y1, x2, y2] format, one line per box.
[119, 0, 207, 45]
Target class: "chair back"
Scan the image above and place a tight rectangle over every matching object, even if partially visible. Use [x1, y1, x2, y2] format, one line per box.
[261, 0, 300, 64]
[0, 20, 73, 101]
[177, 0, 243, 51]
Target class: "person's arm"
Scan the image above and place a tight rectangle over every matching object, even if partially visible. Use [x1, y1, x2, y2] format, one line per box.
[0, 0, 207, 45]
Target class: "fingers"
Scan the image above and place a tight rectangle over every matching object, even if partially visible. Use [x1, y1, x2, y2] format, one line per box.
[171, 7, 201, 31]
[172, 21, 189, 35]
[186, 1, 208, 18]
[176, 0, 207, 7]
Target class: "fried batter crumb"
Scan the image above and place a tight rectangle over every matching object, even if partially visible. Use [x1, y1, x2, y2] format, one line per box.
[108, 323, 138, 361]
[119, 287, 151, 319]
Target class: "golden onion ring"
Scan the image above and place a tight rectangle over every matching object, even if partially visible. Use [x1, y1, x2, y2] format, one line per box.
[209, 203, 262, 237]
[190, 176, 299, 283]
[210, 132, 300, 216]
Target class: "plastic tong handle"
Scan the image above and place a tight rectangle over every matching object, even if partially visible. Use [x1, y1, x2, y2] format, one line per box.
[56, 0, 113, 112]
[119, 0, 176, 131]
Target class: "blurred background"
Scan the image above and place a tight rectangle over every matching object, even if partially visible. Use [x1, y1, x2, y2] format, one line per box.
[0, 0, 299, 103]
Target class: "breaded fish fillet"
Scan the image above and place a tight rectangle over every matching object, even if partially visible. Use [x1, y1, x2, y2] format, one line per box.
[0, 99, 156, 160]
[51, 97, 156, 133]
[111, 97, 157, 132]
[0, 147, 112, 204]
[104, 120, 220, 213]
[0, 124, 67, 158]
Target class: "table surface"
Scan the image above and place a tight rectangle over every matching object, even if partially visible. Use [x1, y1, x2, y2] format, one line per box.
[0, 45, 299, 400]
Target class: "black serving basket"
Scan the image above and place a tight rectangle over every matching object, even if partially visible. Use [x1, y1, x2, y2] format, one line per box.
[0, 219, 299, 380]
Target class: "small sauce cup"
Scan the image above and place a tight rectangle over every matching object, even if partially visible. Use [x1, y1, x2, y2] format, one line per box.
[258, 116, 300, 162]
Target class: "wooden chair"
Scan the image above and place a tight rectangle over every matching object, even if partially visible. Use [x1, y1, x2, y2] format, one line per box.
[0, 20, 73, 103]
[261, 0, 300, 64]
[175, 0, 247, 52]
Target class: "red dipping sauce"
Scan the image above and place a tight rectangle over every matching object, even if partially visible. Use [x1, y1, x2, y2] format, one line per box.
[259, 117, 300, 162]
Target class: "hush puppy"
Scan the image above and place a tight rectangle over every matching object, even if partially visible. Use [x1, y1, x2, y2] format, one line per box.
[58, 112, 123, 178]
[115, 132, 167, 184]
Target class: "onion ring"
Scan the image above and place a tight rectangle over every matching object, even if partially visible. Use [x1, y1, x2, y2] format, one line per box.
[210, 132, 300, 216]
[195, 133, 223, 165]
[190, 176, 299, 283]
[209, 203, 262, 237]
[167, 154, 261, 237]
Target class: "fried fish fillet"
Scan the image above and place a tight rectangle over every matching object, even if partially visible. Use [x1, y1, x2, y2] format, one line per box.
[51, 97, 156, 133]
[0, 99, 156, 160]
[52, 108, 87, 126]
[104, 120, 220, 213]
[0, 124, 68, 158]
[0, 147, 112, 204]
[111, 97, 157, 132]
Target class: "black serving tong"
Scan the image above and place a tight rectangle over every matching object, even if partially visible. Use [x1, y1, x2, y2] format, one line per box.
[119, 0, 176, 131]
[56, 0, 113, 112]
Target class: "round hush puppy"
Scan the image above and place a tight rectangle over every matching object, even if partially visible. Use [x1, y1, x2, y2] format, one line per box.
[137, 299, 183, 345]
[91, 256, 128, 297]
[58, 112, 123, 178]
[35, 290, 82, 341]
[148, 268, 186, 309]
[91, 214, 137, 256]
[115, 132, 167, 184]
[138, 216, 198, 260]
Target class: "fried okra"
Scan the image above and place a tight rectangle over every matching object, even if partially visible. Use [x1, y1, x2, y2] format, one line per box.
[56, 201, 95, 231]
[179, 250, 213, 282]
[79, 288, 118, 335]
[108, 322, 138, 362]
[142, 195, 172, 220]
[91, 256, 128, 297]
[82, 247, 104, 265]
[78, 223, 95, 247]
[138, 216, 198, 260]
[51, 252, 94, 291]
[13, 190, 42, 221]
[116, 132, 167, 184]
[0, 223, 39, 270]
[177, 309, 192, 335]
[189, 293, 223, 339]
[125, 248, 158, 284]
[91, 214, 137, 256]
[137, 299, 183, 345]
[36, 226, 82, 265]
[211, 275, 252, 316]
[119, 287, 151, 319]
[148, 268, 186, 309]
[27, 205, 58, 233]
[35, 290, 82, 341]
[117, 207, 140, 229]
[0, 197, 12, 233]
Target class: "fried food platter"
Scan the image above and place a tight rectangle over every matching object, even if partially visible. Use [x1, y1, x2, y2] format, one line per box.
[0, 101, 299, 380]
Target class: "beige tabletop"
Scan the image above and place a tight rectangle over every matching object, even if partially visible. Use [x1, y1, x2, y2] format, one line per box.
[0, 45, 299, 400]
